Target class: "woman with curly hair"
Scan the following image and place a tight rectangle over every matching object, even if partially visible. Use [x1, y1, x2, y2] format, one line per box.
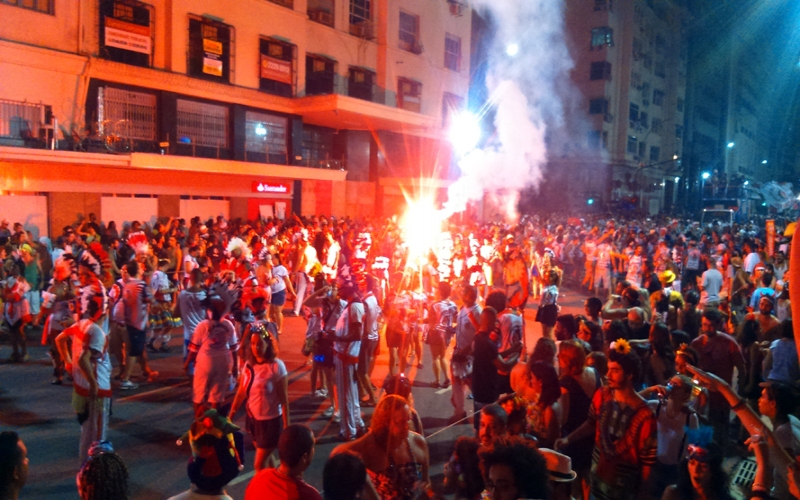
[332, 394, 430, 500]
[479, 436, 550, 500]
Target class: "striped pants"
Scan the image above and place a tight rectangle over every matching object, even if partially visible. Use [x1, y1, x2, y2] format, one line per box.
[334, 357, 364, 439]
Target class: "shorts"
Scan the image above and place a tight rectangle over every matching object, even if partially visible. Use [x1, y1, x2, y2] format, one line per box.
[358, 339, 378, 376]
[126, 325, 147, 357]
[270, 289, 286, 306]
[535, 304, 558, 327]
[246, 414, 283, 449]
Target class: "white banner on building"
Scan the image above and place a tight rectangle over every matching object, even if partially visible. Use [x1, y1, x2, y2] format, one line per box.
[104, 18, 151, 55]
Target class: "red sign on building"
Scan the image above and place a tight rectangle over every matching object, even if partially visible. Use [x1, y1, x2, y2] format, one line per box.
[252, 181, 291, 194]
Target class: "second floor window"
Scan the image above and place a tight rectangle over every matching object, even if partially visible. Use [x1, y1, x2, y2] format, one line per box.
[399, 11, 420, 52]
[260, 38, 295, 97]
[176, 99, 229, 148]
[1, 0, 53, 14]
[591, 27, 613, 49]
[188, 16, 234, 82]
[350, 0, 370, 26]
[245, 110, 288, 164]
[589, 98, 608, 114]
[97, 86, 157, 142]
[590, 61, 611, 80]
[444, 33, 461, 71]
[306, 55, 337, 95]
[99, 0, 153, 67]
[307, 0, 334, 26]
[348, 67, 375, 101]
[398, 78, 422, 112]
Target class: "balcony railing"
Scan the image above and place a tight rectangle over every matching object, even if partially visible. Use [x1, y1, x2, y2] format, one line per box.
[0, 99, 50, 147]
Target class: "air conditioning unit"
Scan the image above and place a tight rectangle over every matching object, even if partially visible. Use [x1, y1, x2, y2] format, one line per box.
[308, 9, 333, 25]
[604, 113, 614, 123]
[447, 0, 465, 16]
[349, 23, 373, 39]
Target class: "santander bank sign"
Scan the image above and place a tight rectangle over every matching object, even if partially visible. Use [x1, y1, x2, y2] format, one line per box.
[252, 181, 291, 194]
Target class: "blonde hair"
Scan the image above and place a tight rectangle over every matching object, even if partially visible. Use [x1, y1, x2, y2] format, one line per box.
[558, 340, 586, 376]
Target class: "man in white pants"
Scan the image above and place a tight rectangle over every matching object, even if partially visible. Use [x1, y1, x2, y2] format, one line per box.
[333, 285, 365, 441]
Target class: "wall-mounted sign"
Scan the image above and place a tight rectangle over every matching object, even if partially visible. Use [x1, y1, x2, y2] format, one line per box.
[260, 55, 292, 84]
[105, 17, 151, 55]
[252, 181, 291, 194]
[203, 38, 224, 76]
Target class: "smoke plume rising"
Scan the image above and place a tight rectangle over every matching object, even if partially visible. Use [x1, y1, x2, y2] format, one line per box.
[443, 0, 574, 221]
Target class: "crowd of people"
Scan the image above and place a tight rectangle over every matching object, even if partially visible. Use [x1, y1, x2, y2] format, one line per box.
[1, 210, 800, 500]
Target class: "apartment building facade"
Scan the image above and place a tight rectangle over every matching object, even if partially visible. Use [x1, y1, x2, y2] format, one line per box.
[562, 0, 687, 215]
[0, 0, 471, 237]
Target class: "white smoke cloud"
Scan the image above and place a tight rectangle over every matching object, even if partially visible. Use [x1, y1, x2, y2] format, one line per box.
[443, 0, 574, 221]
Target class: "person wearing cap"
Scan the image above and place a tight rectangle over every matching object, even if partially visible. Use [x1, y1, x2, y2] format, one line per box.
[539, 448, 577, 500]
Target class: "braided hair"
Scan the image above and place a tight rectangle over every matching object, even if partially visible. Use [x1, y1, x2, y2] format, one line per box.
[77, 452, 129, 500]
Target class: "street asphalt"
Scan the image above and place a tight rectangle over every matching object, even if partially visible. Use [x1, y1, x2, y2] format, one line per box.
[0, 288, 588, 499]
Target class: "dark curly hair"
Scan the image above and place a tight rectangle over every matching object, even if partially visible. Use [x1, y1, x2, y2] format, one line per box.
[479, 436, 550, 499]
[608, 342, 642, 382]
[448, 437, 484, 499]
[77, 452, 129, 500]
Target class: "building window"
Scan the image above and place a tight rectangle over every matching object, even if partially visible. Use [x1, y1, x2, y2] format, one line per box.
[348, 67, 375, 101]
[638, 141, 646, 159]
[675, 125, 683, 139]
[99, 0, 154, 68]
[590, 61, 612, 81]
[654, 61, 666, 78]
[1, 0, 53, 14]
[266, 0, 293, 9]
[97, 86, 157, 142]
[302, 125, 335, 165]
[176, 99, 229, 148]
[651, 118, 662, 134]
[650, 146, 660, 162]
[188, 16, 234, 82]
[631, 72, 641, 88]
[593, 0, 612, 11]
[639, 112, 648, 128]
[629, 103, 639, 122]
[307, 0, 334, 27]
[306, 55, 337, 95]
[627, 135, 637, 154]
[591, 27, 613, 48]
[676, 98, 684, 112]
[653, 89, 665, 106]
[349, 0, 372, 38]
[245, 110, 288, 164]
[398, 78, 422, 112]
[442, 92, 464, 128]
[588, 130, 601, 149]
[260, 38, 295, 97]
[399, 11, 420, 53]
[589, 98, 608, 114]
[444, 33, 461, 71]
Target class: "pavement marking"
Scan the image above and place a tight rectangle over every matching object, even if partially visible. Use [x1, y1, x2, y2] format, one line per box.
[435, 386, 452, 395]
[228, 470, 256, 486]
[116, 381, 190, 402]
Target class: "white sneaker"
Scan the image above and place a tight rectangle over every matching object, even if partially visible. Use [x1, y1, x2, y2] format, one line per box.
[332, 411, 341, 423]
[322, 406, 335, 418]
[119, 380, 139, 390]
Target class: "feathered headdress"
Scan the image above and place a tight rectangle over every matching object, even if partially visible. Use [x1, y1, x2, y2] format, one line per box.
[226, 237, 251, 261]
[54, 254, 76, 279]
[78, 243, 108, 276]
[127, 231, 151, 255]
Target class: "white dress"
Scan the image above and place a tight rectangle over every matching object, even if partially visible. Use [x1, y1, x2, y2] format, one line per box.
[190, 319, 239, 405]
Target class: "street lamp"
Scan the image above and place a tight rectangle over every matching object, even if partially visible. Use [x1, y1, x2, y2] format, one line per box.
[727, 142, 735, 148]
[744, 180, 749, 186]
[762, 160, 768, 165]
[701, 172, 711, 180]
[506, 43, 520, 57]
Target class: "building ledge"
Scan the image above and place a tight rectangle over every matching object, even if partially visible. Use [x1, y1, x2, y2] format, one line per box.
[0, 146, 347, 182]
[290, 94, 437, 134]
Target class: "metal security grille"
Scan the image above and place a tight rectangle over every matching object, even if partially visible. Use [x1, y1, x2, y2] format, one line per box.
[176, 99, 228, 148]
[245, 110, 287, 159]
[99, 87, 157, 140]
[0, 99, 45, 139]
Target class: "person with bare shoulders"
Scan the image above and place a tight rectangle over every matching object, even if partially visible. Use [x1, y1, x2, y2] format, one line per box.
[332, 395, 430, 500]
